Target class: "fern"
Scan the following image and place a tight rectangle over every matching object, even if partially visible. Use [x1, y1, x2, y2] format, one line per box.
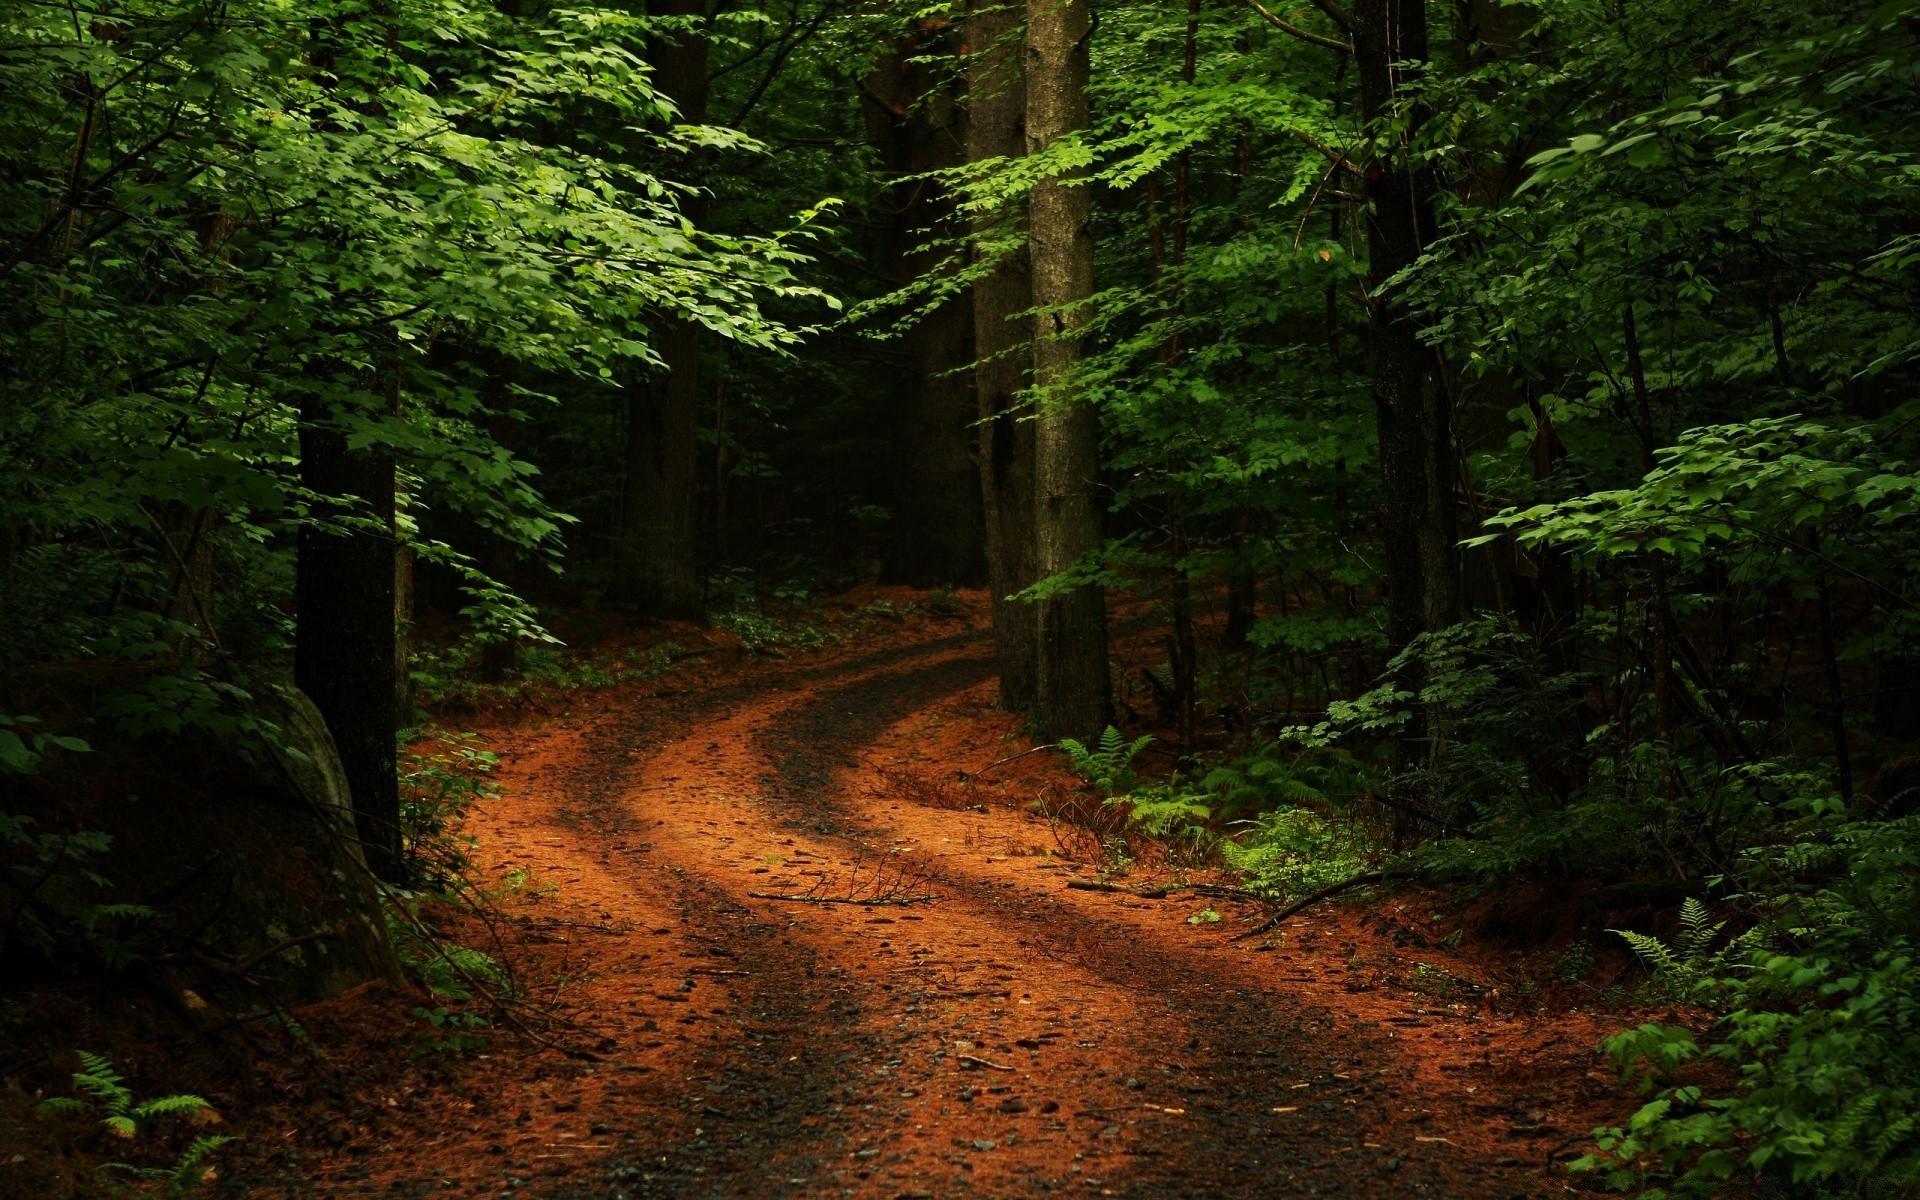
[35, 1049, 231, 1193]
[1612, 897, 1759, 1003]
[110, 1134, 238, 1197]
[1058, 727, 1154, 797]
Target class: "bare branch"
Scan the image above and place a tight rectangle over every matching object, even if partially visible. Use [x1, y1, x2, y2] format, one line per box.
[1236, 0, 1352, 53]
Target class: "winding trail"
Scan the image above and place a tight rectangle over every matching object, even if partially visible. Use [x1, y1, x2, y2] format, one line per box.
[277, 606, 1620, 1199]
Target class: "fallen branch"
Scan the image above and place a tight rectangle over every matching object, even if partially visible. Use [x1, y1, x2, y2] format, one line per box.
[1230, 870, 1411, 942]
[956, 1054, 1014, 1071]
[964, 743, 1059, 779]
[748, 891, 938, 906]
[1188, 883, 1270, 903]
[1066, 880, 1268, 903]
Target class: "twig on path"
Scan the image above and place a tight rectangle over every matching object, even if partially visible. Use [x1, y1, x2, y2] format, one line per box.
[1230, 870, 1412, 942]
[963, 743, 1059, 780]
[1188, 882, 1270, 902]
[1066, 880, 1269, 903]
[956, 1054, 1014, 1071]
[748, 891, 938, 906]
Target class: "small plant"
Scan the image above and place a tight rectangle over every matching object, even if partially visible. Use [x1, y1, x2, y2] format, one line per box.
[385, 907, 510, 1002]
[1218, 806, 1367, 897]
[1553, 938, 1598, 984]
[36, 1050, 234, 1196]
[714, 608, 826, 654]
[500, 865, 555, 897]
[1612, 898, 1755, 1002]
[1059, 727, 1154, 797]
[1109, 787, 1216, 861]
[412, 1005, 491, 1055]
[400, 731, 499, 887]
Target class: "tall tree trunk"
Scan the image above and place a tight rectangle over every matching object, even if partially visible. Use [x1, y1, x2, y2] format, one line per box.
[1026, 0, 1111, 741]
[968, 0, 1040, 710]
[1356, 0, 1453, 793]
[868, 32, 988, 587]
[617, 0, 709, 620]
[1356, 0, 1455, 658]
[296, 382, 403, 884]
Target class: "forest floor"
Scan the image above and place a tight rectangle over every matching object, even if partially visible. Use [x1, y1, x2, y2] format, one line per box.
[233, 587, 1676, 1200]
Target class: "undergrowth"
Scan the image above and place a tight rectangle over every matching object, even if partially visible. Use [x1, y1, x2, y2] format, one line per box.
[34, 1049, 234, 1197]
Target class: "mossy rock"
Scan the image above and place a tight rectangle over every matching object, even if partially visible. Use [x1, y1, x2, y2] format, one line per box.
[2, 672, 402, 1005]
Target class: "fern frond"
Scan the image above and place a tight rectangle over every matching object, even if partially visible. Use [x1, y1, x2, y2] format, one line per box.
[1614, 927, 1682, 978]
[132, 1094, 213, 1122]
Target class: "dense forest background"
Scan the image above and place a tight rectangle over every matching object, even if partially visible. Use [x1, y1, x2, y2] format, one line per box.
[3, 0, 1919, 1194]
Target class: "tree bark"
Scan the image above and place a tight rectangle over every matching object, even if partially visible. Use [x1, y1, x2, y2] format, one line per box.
[868, 30, 988, 587]
[1026, 0, 1111, 740]
[969, 0, 1040, 710]
[295, 383, 403, 884]
[1355, 0, 1456, 660]
[617, 0, 710, 621]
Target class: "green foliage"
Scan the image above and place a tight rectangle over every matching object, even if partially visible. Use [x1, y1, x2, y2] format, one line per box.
[1059, 727, 1155, 798]
[1613, 899, 1768, 1003]
[35, 1050, 235, 1196]
[384, 906, 507, 1004]
[399, 731, 499, 888]
[0, 810, 147, 964]
[1108, 788, 1216, 860]
[1578, 814, 1920, 1196]
[0, 714, 88, 776]
[411, 1005, 491, 1056]
[1218, 807, 1368, 898]
[713, 608, 827, 654]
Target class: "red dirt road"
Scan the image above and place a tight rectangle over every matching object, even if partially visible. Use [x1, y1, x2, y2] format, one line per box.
[249, 598, 1639, 1199]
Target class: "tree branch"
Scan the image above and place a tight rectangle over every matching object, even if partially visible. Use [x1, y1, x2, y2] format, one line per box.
[1286, 126, 1363, 178]
[1308, 0, 1358, 34]
[1236, 0, 1352, 53]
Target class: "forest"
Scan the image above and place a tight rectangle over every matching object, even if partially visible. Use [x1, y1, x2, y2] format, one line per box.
[2, 0, 1917, 1195]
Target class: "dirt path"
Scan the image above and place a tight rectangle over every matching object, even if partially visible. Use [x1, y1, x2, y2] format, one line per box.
[254, 605, 1632, 1199]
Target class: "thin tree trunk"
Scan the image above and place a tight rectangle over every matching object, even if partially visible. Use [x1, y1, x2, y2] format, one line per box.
[1356, 0, 1454, 655]
[479, 387, 521, 682]
[1165, 0, 1198, 752]
[618, 0, 709, 620]
[968, 0, 1039, 710]
[1622, 305, 1677, 800]
[868, 31, 987, 587]
[621, 318, 704, 619]
[1356, 0, 1452, 788]
[712, 367, 731, 564]
[394, 513, 414, 722]
[1027, 0, 1111, 741]
[296, 382, 403, 884]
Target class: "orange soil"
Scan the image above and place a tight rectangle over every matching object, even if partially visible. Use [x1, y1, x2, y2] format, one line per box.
[237, 589, 1662, 1200]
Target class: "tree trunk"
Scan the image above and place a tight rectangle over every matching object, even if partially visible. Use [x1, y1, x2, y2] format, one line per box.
[968, 0, 1040, 710]
[868, 32, 988, 587]
[295, 385, 403, 884]
[617, 0, 709, 621]
[1356, 0, 1456, 660]
[1026, 0, 1111, 741]
[621, 317, 705, 619]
